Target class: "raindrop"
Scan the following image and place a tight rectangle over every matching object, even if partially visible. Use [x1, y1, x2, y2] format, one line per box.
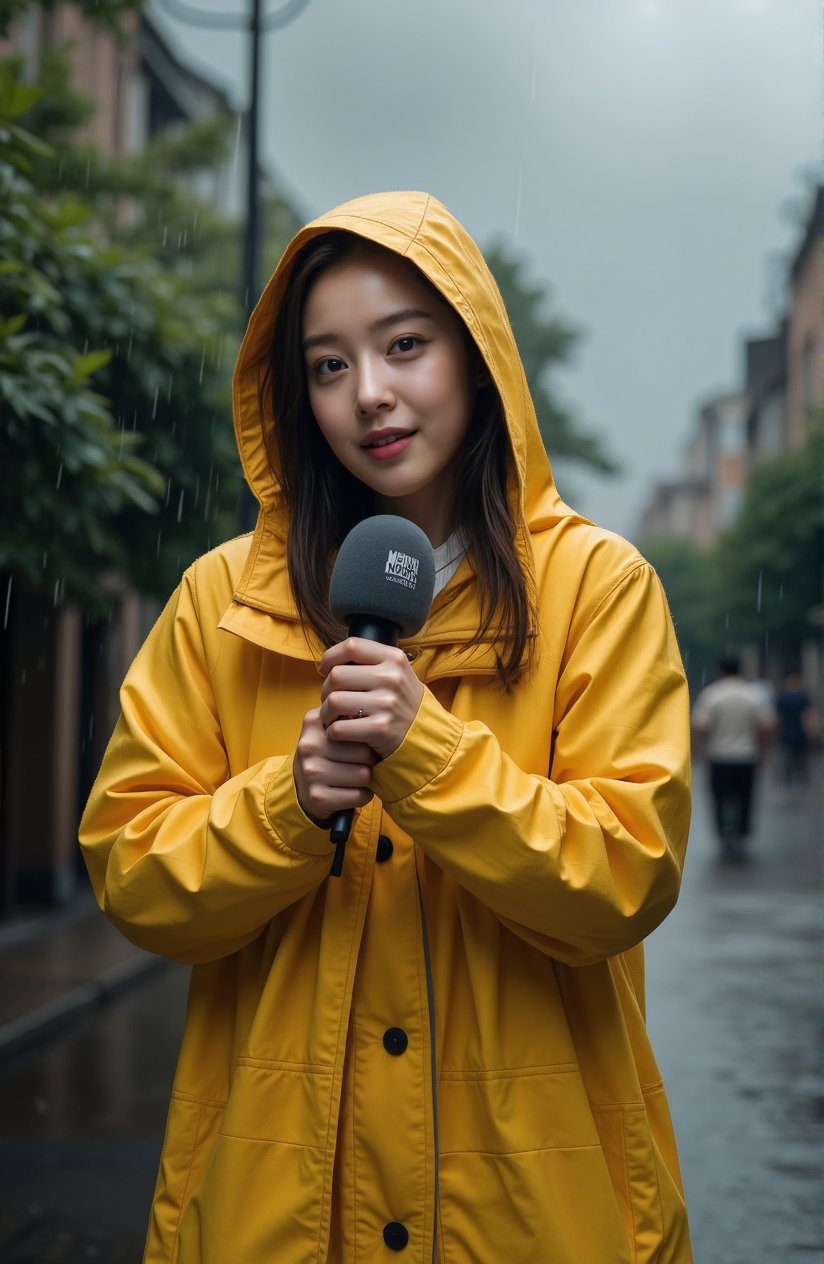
[152, 386, 159, 420]
[42, 551, 48, 569]
[232, 112, 243, 178]
[156, 531, 163, 556]
[20, 668, 27, 686]
[182, 229, 188, 249]
[756, 570, 763, 613]
[3, 575, 11, 631]
[177, 489, 185, 523]
[167, 375, 173, 402]
[162, 225, 168, 248]
[778, 582, 784, 602]
[199, 349, 206, 385]
[513, 165, 524, 241]
[55, 463, 63, 490]
[724, 611, 730, 630]
[194, 474, 200, 510]
[164, 479, 172, 508]
[84, 154, 91, 187]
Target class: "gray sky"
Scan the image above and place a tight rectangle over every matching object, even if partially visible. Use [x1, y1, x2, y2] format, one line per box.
[151, 0, 820, 537]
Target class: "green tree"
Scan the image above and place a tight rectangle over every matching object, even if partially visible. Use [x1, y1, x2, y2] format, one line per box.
[485, 243, 618, 474]
[713, 434, 823, 666]
[640, 535, 720, 688]
[0, 58, 244, 605]
[0, 68, 162, 603]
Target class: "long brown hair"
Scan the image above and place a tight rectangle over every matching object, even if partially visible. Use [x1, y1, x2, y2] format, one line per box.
[265, 230, 535, 689]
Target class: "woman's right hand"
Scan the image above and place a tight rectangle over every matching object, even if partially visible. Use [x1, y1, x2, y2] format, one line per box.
[293, 707, 377, 826]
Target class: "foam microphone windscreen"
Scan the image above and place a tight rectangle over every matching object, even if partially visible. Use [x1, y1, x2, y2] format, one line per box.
[329, 515, 437, 638]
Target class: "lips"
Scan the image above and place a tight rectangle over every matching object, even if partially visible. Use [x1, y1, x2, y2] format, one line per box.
[361, 430, 417, 461]
[361, 429, 416, 449]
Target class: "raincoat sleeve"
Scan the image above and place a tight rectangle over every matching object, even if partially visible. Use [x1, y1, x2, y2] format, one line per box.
[78, 567, 333, 966]
[370, 562, 691, 967]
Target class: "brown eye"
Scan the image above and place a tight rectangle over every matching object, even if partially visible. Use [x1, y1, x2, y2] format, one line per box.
[391, 336, 421, 354]
[317, 357, 345, 377]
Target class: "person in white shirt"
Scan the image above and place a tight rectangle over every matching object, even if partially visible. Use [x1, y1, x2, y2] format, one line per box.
[691, 655, 776, 861]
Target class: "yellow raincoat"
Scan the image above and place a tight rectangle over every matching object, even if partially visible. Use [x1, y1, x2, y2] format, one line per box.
[80, 192, 693, 1263]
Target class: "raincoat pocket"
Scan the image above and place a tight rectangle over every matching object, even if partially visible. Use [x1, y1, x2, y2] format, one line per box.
[591, 1095, 690, 1264]
[437, 1067, 631, 1263]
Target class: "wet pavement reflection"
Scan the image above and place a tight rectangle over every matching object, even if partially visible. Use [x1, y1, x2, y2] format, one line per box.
[0, 965, 187, 1262]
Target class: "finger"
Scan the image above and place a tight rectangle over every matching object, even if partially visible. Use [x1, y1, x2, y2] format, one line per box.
[319, 638, 401, 677]
[319, 664, 382, 702]
[321, 690, 376, 725]
[321, 738, 377, 766]
[313, 757, 374, 789]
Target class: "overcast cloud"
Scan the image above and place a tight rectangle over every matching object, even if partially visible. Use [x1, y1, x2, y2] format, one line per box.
[151, 0, 821, 535]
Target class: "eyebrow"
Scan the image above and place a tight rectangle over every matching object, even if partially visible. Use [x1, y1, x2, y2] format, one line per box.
[302, 308, 435, 353]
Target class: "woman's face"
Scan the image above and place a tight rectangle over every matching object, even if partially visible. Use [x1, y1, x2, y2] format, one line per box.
[302, 247, 474, 546]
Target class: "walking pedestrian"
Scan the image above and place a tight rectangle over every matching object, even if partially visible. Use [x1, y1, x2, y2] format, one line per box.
[774, 670, 816, 791]
[79, 192, 694, 1263]
[691, 654, 775, 861]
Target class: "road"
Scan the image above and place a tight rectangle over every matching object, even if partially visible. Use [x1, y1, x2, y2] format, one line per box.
[0, 763, 820, 1262]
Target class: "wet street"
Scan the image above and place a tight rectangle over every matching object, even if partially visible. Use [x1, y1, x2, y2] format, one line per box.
[0, 764, 820, 1263]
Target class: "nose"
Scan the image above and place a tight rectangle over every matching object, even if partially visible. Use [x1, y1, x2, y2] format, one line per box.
[355, 355, 395, 417]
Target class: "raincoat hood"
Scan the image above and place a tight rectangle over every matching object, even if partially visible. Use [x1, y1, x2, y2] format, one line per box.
[231, 191, 572, 619]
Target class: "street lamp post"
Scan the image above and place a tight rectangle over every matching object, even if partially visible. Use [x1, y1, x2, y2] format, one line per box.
[244, 0, 262, 321]
[155, 0, 310, 317]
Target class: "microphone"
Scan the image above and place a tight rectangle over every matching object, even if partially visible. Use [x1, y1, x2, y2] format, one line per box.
[326, 515, 436, 877]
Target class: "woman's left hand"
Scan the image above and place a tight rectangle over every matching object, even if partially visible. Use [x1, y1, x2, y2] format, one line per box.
[319, 637, 424, 760]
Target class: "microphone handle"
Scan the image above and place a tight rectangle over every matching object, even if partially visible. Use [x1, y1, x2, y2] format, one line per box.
[328, 614, 400, 877]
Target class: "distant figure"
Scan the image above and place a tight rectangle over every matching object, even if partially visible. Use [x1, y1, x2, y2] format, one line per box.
[692, 655, 775, 861]
[775, 671, 815, 790]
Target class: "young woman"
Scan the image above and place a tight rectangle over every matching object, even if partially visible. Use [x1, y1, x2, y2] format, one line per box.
[80, 191, 693, 1263]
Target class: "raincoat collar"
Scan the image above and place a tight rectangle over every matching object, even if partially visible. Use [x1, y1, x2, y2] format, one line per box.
[226, 191, 571, 659]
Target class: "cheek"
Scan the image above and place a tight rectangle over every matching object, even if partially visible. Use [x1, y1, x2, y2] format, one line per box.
[419, 353, 470, 409]
[308, 388, 342, 444]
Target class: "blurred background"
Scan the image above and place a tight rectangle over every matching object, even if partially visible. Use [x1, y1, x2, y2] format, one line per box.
[0, 1, 821, 1260]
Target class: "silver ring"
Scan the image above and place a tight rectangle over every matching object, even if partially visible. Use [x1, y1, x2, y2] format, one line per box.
[357, 708, 364, 719]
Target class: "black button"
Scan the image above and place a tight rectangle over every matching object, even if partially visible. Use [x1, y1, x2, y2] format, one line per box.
[383, 1221, 409, 1251]
[382, 1027, 408, 1056]
[376, 834, 394, 863]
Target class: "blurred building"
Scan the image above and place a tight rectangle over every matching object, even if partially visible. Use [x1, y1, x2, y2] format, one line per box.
[640, 184, 822, 547]
[745, 325, 787, 467]
[785, 187, 823, 450]
[2, 4, 269, 212]
[639, 392, 748, 546]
